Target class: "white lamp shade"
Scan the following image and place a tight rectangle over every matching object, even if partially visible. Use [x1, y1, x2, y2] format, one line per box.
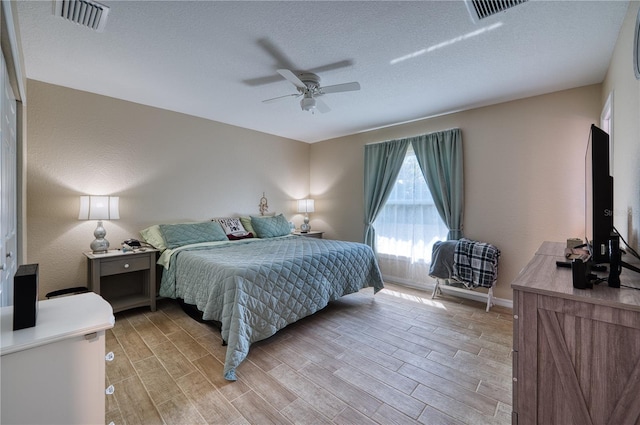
[78, 196, 120, 220]
[297, 199, 315, 213]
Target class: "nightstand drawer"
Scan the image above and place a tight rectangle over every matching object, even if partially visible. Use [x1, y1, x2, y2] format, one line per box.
[100, 255, 150, 276]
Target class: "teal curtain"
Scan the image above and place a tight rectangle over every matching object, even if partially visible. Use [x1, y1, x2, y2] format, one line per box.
[363, 139, 410, 251]
[411, 128, 464, 240]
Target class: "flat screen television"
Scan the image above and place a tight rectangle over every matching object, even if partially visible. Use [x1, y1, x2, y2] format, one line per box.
[585, 124, 614, 264]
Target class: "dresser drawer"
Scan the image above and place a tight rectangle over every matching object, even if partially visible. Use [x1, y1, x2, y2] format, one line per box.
[100, 255, 150, 276]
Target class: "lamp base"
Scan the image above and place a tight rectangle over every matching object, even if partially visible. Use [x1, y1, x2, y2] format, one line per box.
[300, 215, 311, 233]
[90, 220, 110, 253]
[90, 238, 110, 254]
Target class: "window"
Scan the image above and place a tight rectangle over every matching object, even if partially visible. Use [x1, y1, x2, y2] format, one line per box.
[373, 146, 448, 265]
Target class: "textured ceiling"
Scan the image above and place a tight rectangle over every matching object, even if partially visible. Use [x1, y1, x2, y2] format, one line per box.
[16, 0, 629, 143]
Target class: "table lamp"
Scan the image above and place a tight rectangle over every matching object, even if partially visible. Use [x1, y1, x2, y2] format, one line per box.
[78, 195, 119, 253]
[297, 199, 315, 233]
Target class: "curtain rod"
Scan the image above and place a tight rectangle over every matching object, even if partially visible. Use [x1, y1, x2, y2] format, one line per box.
[364, 127, 461, 146]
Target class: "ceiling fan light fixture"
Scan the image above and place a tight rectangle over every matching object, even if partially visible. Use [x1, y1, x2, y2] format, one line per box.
[301, 97, 317, 112]
[266, 68, 359, 114]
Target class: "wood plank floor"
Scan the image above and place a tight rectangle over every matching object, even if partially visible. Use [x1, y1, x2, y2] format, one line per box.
[105, 283, 513, 424]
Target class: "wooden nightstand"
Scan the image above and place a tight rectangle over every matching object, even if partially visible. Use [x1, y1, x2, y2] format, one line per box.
[293, 230, 324, 239]
[84, 249, 157, 313]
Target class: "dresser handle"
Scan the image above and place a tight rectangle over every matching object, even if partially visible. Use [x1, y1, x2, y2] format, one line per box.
[84, 332, 98, 341]
[105, 352, 115, 362]
[106, 385, 115, 395]
[513, 314, 519, 320]
[123, 263, 130, 269]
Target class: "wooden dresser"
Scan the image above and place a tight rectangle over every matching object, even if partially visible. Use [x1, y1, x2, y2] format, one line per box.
[511, 241, 640, 425]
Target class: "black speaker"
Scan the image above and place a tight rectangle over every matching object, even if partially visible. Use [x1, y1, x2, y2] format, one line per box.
[608, 236, 622, 288]
[13, 263, 39, 330]
[572, 259, 592, 289]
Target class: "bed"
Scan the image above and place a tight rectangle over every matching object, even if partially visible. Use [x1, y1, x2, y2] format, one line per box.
[429, 238, 500, 312]
[143, 216, 384, 381]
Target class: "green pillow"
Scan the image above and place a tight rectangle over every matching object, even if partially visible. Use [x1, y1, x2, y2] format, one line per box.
[239, 216, 255, 236]
[140, 224, 167, 251]
[159, 221, 227, 249]
[250, 214, 290, 238]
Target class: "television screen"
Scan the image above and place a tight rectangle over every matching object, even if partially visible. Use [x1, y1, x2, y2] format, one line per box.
[585, 124, 614, 263]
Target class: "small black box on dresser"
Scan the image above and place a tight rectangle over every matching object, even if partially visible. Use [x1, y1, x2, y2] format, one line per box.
[13, 263, 39, 330]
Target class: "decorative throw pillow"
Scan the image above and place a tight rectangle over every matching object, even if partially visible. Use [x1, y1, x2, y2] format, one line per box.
[227, 232, 254, 240]
[250, 214, 291, 238]
[239, 216, 255, 236]
[139, 224, 167, 251]
[216, 217, 250, 237]
[215, 217, 254, 240]
[159, 221, 228, 249]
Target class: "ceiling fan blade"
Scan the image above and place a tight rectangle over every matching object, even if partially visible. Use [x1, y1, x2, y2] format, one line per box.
[243, 75, 285, 87]
[262, 93, 300, 104]
[308, 60, 354, 75]
[257, 38, 297, 70]
[316, 98, 331, 114]
[243, 38, 299, 86]
[320, 82, 361, 94]
[277, 69, 307, 90]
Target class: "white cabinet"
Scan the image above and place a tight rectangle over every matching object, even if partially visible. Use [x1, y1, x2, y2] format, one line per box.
[1, 292, 115, 425]
[0, 50, 18, 307]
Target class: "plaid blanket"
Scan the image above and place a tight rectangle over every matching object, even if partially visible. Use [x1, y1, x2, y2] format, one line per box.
[453, 238, 500, 288]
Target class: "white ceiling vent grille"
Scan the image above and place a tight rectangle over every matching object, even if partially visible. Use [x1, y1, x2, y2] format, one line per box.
[53, 0, 110, 32]
[465, 0, 527, 22]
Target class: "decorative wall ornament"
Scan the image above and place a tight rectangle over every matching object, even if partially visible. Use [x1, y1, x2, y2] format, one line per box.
[259, 192, 269, 216]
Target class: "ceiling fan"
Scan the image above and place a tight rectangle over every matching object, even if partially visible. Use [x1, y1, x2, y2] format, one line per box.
[262, 69, 361, 113]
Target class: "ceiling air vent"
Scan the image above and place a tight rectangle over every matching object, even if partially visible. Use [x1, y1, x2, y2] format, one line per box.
[53, 0, 110, 32]
[465, 0, 527, 22]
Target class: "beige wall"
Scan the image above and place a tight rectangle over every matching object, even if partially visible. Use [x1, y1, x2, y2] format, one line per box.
[309, 4, 640, 303]
[24, 2, 640, 303]
[26, 81, 310, 298]
[603, 1, 640, 251]
[310, 85, 603, 301]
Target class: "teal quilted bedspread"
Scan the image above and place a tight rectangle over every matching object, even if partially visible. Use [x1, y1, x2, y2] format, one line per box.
[159, 236, 384, 380]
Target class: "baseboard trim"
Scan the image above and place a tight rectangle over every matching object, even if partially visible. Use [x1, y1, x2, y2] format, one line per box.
[382, 275, 513, 310]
